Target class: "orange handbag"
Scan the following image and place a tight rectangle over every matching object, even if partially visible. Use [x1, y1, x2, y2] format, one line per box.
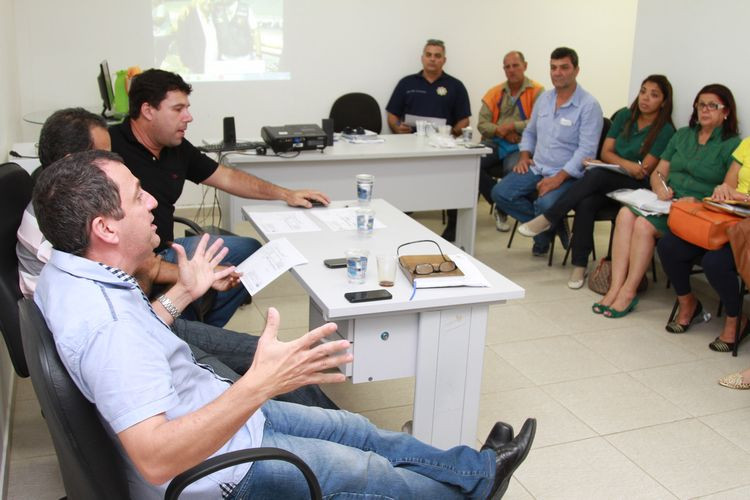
[667, 200, 742, 250]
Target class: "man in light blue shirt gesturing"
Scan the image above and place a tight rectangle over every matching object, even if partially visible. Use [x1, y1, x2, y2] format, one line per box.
[492, 47, 603, 256]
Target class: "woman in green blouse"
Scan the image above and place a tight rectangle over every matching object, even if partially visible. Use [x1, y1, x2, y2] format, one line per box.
[598, 84, 740, 317]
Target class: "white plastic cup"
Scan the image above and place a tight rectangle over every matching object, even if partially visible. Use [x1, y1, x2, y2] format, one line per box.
[461, 127, 473, 142]
[377, 255, 397, 287]
[439, 124, 452, 137]
[415, 120, 427, 136]
[356, 174, 374, 205]
[356, 207, 374, 236]
[345, 249, 369, 284]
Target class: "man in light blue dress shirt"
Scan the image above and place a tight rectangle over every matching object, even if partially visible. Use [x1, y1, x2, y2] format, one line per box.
[491, 47, 603, 256]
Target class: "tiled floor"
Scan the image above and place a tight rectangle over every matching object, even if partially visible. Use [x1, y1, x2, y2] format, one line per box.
[7, 199, 750, 499]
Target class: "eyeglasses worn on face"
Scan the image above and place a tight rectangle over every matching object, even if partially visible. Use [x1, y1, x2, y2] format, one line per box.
[396, 239, 457, 275]
[694, 102, 726, 111]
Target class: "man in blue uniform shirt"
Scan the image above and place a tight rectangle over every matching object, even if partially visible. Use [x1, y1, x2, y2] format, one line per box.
[386, 39, 471, 137]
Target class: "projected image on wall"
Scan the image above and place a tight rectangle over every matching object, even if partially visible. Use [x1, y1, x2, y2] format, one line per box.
[152, 0, 288, 82]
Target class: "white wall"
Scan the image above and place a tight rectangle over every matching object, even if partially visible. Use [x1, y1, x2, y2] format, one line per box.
[0, 0, 20, 493]
[13, 0, 638, 205]
[630, 0, 749, 135]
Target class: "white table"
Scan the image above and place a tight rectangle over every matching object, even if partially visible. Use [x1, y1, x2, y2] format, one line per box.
[226, 134, 491, 254]
[242, 199, 524, 449]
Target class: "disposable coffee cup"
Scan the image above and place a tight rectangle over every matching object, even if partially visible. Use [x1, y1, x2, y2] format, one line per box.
[377, 255, 397, 287]
[439, 124, 452, 137]
[461, 127, 473, 142]
[356, 174, 374, 205]
[345, 249, 369, 284]
[356, 207, 374, 237]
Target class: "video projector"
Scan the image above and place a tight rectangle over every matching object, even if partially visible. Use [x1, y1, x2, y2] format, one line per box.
[261, 124, 327, 153]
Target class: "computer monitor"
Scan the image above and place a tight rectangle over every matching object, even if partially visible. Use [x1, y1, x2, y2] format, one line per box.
[97, 60, 115, 117]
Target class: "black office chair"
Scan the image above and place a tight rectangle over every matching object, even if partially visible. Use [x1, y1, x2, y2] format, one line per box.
[329, 93, 382, 134]
[0, 162, 33, 377]
[18, 298, 322, 500]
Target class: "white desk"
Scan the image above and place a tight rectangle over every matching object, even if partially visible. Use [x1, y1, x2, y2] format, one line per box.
[226, 135, 490, 254]
[242, 199, 524, 449]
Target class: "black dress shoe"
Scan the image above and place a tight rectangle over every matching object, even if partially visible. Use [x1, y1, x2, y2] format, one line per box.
[481, 422, 514, 451]
[487, 418, 536, 499]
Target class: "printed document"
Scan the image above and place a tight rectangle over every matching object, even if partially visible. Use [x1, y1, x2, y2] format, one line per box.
[236, 238, 308, 295]
[312, 207, 387, 231]
[247, 211, 321, 234]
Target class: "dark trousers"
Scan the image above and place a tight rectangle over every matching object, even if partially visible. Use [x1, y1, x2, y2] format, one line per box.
[445, 141, 517, 231]
[544, 168, 647, 267]
[657, 233, 740, 317]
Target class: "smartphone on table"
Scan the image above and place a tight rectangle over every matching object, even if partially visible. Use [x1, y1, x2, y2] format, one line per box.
[344, 289, 392, 303]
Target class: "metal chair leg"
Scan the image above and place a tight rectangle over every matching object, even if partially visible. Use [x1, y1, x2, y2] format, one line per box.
[507, 220, 519, 249]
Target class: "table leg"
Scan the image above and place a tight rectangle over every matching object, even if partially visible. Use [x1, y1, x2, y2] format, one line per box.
[412, 305, 488, 448]
[455, 205, 477, 255]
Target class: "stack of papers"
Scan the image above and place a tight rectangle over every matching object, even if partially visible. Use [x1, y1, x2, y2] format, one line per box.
[607, 188, 671, 215]
[584, 160, 630, 177]
[703, 199, 750, 217]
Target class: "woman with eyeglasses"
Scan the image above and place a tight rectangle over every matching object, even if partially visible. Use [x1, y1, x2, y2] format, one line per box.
[657, 135, 750, 351]
[596, 84, 740, 318]
[518, 75, 675, 289]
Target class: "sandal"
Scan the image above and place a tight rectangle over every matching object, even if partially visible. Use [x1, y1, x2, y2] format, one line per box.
[604, 297, 639, 318]
[665, 300, 709, 334]
[592, 302, 609, 314]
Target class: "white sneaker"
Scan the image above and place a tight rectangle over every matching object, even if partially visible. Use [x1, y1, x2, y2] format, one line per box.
[494, 210, 511, 232]
[567, 266, 588, 289]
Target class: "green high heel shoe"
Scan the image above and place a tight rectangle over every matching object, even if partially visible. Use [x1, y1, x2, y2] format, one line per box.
[592, 302, 609, 314]
[604, 297, 639, 318]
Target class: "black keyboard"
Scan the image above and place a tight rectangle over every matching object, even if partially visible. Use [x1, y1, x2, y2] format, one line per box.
[199, 141, 266, 153]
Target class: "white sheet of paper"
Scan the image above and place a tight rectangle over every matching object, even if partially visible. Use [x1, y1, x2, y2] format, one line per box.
[312, 207, 387, 231]
[403, 114, 447, 128]
[247, 211, 321, 234]
[236, 238, 308, 295]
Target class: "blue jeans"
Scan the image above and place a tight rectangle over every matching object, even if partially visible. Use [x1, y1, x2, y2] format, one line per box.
[160, 235, 261, 327]
[173, 319, 338, 409]
[491, 170, 575, 249]
[228, 400, 495, 499]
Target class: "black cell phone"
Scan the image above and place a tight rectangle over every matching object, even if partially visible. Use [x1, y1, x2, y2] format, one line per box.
[308, 199, 325, 207]
[324, 258, 347, 268]
[344, 289, 392, 303]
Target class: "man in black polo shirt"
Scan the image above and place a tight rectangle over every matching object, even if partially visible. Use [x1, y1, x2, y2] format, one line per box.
[110, 69, 329, 327]
[386, 39, 471, 137]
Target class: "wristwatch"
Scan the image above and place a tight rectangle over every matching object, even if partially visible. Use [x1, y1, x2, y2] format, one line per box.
[157, 294, 181, 320]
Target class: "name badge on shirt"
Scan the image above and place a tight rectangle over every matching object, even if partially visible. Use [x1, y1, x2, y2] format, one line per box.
[560, 118, 573, 126]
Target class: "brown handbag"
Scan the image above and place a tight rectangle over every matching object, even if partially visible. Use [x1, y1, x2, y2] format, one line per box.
[588, 257, 648, 295]
[667, 200, 741, 250]
[728, 218, 750, 286]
